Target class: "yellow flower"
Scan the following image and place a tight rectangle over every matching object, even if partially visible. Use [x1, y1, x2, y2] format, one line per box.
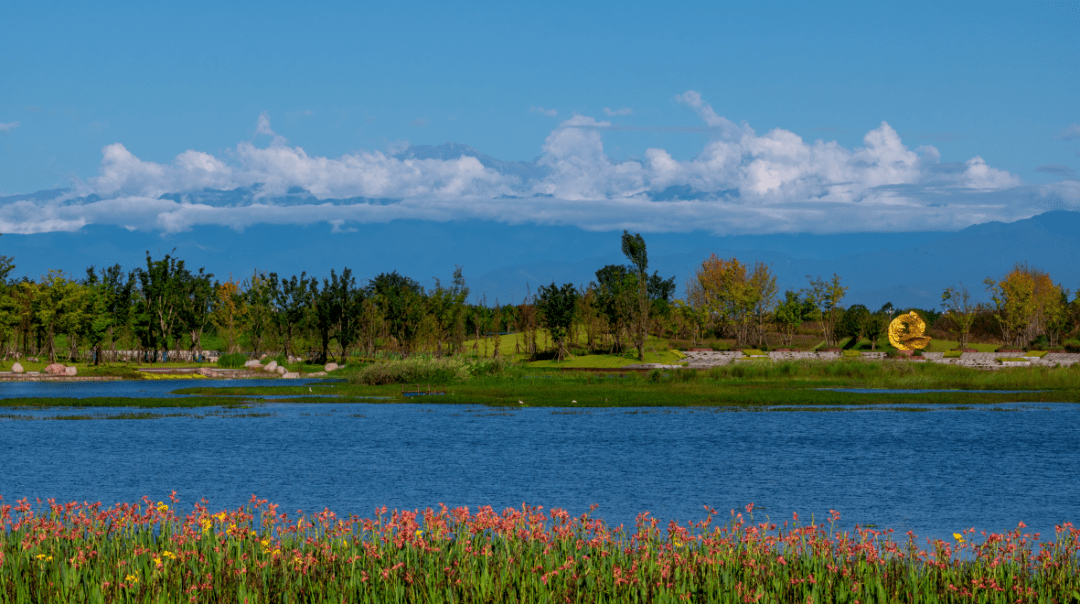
[125, 574, 139, 584]
[156, 502, 169, 514]
[953, 532, 966, 543]
[162, 551, 176, 560]
[415, 530, 423, 537]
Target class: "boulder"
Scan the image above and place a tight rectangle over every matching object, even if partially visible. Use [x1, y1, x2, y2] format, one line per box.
[264, 361, 278, 372]
[281, 372, 300, 379]
[259, 353, 268, 360]
[197, 367, 215, 377]
[64, 366, 77, 376]
[11, 362, 23, 373]
[325, 362, 339, 372]
[309, 371, 327, 376]
[244, 359, 261, 368]
[43, 363, 66, 375]
[27, 356, 38, 363]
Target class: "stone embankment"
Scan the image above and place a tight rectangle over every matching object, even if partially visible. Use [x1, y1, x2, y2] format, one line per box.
[622, 350, 1080, 371]
[0, 362, 343, 381]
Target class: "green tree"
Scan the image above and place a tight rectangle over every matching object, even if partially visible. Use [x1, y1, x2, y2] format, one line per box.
[329, 268, 365, 362]
[865, 310, 887, 351]
[0, 257, 17, 360]
[368, 271, 426, 355]
[429, 267, 469, 357]
[243, 271, 274, 358]
[839, 304, 871, 347]
[804, 274, 848, 347]
[81, 266, 121, 365]
[941, 284, 978, 350]
[268, 272, 313, 360]
[536, 282, 579, 362]
[136, 252, 191, 362]
[37, 271, 86, 363]
[773, 290, 806, 347]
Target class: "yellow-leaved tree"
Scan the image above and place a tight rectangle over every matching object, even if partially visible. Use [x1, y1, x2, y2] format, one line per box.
[985, 264, 1065, 348]
[689, 255, 776, 346]
[212, 278, 246, 354]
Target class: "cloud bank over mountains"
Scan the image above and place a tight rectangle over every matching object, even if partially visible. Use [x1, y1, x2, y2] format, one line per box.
[2, 92, 1076, 236]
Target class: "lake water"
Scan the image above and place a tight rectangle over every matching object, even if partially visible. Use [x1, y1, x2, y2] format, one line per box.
[1, 386, 1078, 542]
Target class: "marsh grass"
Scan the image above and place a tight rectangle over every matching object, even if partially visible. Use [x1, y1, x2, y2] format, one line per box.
[350, 355, 513, 385]
[6, 361, 1080, 409]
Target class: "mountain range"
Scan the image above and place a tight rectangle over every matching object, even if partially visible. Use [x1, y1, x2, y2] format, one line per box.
[1, 198, 1077, 309]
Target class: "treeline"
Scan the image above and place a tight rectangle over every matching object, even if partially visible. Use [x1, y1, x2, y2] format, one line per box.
[1, 235, 1078, 365]
[677, 257, 1080, 351]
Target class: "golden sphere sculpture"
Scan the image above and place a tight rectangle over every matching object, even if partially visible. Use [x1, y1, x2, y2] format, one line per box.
[887, 311, 932, 351]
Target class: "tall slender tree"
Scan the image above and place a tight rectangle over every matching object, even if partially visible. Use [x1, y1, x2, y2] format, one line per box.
[621, 231, 649, 361]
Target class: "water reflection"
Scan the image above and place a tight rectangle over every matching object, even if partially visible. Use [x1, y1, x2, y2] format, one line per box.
[1, 401, 1077, 543]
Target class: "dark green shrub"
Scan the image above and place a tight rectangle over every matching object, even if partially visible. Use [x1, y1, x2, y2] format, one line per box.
[217, 353, 247, 368]
[647, 369, 663, 382]
[350, 356, 510, 385]
[675, 368, 698, 382]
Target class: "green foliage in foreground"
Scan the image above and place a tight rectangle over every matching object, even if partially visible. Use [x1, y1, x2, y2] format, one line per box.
[2, 497, 1078, 603]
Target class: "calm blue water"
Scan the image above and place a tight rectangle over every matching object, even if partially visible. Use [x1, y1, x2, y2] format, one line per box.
[1, 392, 1078, 543]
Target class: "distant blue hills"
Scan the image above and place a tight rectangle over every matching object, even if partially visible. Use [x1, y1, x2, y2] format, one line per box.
[2, 201, 1078, 309]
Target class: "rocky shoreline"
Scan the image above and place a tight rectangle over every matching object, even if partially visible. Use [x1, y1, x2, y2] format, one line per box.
[624, 350, 1080, 370]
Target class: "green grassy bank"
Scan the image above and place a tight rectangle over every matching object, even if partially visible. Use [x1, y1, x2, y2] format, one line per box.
[3, 358, 1079, 410]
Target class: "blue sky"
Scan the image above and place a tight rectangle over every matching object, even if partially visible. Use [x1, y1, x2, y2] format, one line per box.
[1, 0, 1078, 237]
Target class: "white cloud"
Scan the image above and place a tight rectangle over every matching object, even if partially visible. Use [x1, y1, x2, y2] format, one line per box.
[253, 112, 287, 146]
[255, 112, 274, 136]
[3, 91, 1066, 236]
[603, 107, 632, 116]
[531, 107, 557, 117]
[0, 121, 20, 133]
[1054, 123, 1080, 142]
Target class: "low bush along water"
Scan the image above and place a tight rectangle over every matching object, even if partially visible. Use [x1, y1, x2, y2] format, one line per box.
[349, 355, 512, 385]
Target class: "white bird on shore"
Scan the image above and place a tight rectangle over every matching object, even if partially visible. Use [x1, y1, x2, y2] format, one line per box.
[518, 400, 525, 405]
[572, 400, 577, 404]
[309, 387, 312, 393]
